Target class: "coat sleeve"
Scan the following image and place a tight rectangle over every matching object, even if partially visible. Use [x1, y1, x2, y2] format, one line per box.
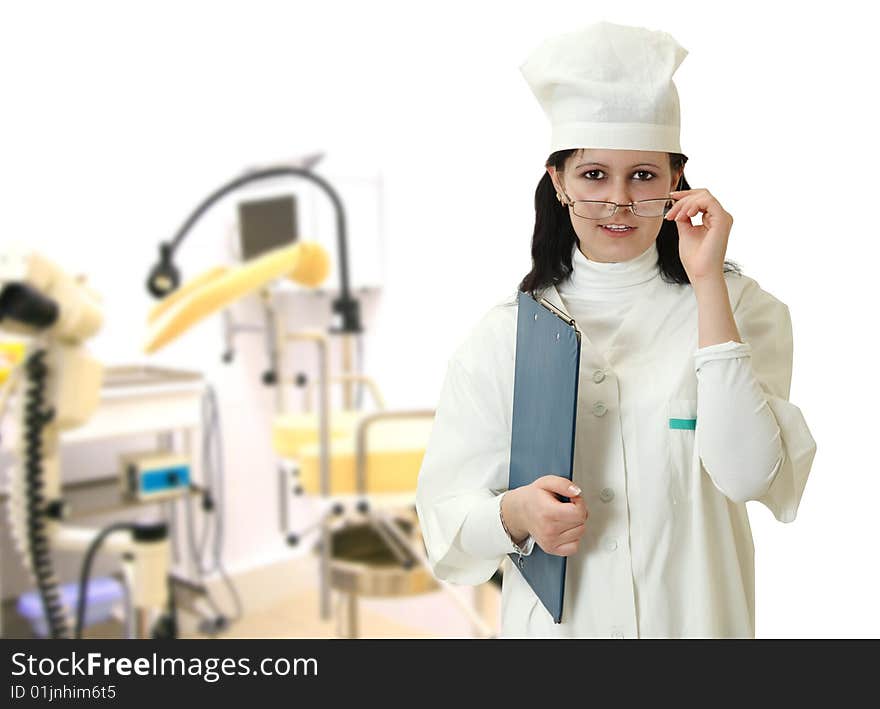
[415, 354, 534, 587]
[725, 280, 817, 522]
[693, 339, 785, 504]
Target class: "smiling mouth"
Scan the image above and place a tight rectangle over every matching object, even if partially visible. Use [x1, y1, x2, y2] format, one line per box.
[600, 225, 637, 233]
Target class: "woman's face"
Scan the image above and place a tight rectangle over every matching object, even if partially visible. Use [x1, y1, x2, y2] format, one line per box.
[547, 148, 683, 263]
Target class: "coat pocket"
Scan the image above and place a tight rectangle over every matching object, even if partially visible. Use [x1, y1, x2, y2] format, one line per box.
[667, 398, 698, 506]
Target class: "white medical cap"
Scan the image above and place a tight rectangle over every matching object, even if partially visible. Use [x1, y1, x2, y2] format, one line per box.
[520, 20, 688, 154]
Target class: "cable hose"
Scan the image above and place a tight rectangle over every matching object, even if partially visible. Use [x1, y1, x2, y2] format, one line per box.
[23, 348, 69, 638]
[74, 521, 137, 639]
[182, 383, 243, 627]
[200, 384, 243, 622]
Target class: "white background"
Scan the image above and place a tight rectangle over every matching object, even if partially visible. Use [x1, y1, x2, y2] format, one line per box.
[1, 0, 877, 638]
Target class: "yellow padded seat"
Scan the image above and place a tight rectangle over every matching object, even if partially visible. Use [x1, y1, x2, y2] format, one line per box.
[293, 417, 434, 495]
[271, 410, 363, 459]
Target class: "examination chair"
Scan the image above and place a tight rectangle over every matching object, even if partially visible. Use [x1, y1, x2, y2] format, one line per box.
[145, 242, 496, 637]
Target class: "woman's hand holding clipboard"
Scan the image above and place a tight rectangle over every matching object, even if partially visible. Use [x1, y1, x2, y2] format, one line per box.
[503, 475, 589, 557]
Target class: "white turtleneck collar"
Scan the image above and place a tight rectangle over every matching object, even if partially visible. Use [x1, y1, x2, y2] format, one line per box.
[558, 239, 661, 296]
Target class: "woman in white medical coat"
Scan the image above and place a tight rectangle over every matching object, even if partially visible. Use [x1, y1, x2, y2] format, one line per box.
[415, 21, 817, 639]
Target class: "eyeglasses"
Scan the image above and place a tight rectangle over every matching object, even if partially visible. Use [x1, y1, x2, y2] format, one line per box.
[568, 198, 675, 220]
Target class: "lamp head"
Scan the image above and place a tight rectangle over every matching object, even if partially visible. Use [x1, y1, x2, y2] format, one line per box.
[146, 243, 180, 298]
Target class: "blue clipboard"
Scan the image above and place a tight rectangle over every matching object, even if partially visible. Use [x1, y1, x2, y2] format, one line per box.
[508, 290, 581, 624]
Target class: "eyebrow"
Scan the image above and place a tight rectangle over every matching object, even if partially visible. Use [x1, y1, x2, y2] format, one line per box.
[575, 162, 661, 169]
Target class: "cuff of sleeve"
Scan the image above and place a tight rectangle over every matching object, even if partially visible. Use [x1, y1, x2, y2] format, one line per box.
[517, 535, 536, 556]
[460, 491, 534, 559]
[499, 491, 536, 556]
[693, 340, 752, 373]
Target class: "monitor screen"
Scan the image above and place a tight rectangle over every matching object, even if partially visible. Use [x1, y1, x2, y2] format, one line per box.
[237, 195, 298, 260]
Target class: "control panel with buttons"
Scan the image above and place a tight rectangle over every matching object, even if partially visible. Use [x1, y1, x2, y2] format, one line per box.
[120, 450, 192, 502]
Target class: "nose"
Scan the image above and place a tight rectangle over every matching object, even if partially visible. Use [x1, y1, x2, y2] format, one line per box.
[606, 180, 635, 214]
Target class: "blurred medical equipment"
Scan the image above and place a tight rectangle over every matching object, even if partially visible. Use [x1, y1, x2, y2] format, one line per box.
[144, 154, 361, 336]
[238, 194, 299, 261]
[222, 194, 301, 386]
[144, 241, 329, 353]
[0, 247, 172, 639]
[144, 159, 495, 637]
[270, 332, 478, 637]
[120, 451, 191, 502]
[17, 576, 126, 638]
[189, 380, 245, 635]
[55, 363, 243, 637]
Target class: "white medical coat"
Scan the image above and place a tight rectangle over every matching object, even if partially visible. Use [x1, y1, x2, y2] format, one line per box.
[415, 271, 817, 638]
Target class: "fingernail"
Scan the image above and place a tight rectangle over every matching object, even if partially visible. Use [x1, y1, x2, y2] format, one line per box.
[569, 484, 582, 495]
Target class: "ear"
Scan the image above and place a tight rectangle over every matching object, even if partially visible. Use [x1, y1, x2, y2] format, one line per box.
[546, 166, 563, 193]
[671, 168, 684, 191]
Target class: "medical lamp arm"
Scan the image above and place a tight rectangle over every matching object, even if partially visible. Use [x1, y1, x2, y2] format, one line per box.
[147, 166, 361, 334]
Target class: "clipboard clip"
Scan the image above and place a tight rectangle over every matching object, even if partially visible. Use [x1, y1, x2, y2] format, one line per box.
[538, 296, 576, 328]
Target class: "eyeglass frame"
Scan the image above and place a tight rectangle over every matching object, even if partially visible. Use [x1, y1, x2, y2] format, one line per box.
[563, 195, 678, 220]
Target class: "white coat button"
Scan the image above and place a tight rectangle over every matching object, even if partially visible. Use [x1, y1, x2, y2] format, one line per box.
[592, 402, 607, 417]
[600, 487, 615, 503]
[605, 537, 618, 552]
[592, 369, 606, 383]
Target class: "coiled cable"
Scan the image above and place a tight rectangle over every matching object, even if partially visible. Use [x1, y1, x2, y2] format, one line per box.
[23, 348, 69, 638]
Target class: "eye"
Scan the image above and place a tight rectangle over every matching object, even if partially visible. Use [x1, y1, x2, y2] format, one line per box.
[581, 169, 657, 180]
